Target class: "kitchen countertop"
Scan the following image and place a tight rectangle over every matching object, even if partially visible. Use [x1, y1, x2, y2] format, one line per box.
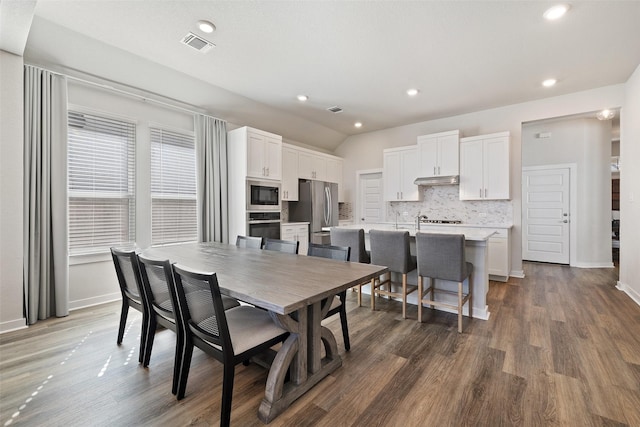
[330, 223, 497, 241]
[281, 222, 310, 226]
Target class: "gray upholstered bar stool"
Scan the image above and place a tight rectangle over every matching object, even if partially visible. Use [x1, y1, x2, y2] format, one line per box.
[415, 232, 473, 333]
[369, 229, 418, 318]
[330, 227, 371, 307]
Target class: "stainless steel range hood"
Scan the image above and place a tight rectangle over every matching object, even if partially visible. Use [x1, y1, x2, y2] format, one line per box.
[414, 175, 459, 186]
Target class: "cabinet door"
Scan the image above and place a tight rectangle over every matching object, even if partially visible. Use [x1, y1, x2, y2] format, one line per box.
[296, 224, 309, 256]
[400, 148, 419, 201]
[488, 236, 509, 278]
[459, 140, 484, 200]
[417, 137, 438, 177]
[325, 158, 340, 183]
[264, 136, 282, 180]
[438, 134, 460, 176]
[483, 136, 509, 200]
[247, 132, 266, 178]
[298, 152, 315, 180]
[282, 147, 299, 201]
[281, 226, 296, 242]
[383, 151, 402, 201]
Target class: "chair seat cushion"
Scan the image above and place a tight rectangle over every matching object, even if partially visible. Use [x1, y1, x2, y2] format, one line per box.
[225, 306, 288, 355]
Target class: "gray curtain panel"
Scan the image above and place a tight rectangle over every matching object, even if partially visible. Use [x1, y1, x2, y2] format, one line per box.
[23, 65, 69, 324]
[195, 115, 228, 243]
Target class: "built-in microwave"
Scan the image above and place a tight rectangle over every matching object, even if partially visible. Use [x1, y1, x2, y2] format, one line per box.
[247, 180, 280, 211]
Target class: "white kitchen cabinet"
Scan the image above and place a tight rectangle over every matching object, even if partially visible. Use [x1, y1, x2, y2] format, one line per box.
[417, 130, 460, 177]
[459, 132, 510, 200]
[298, 151, 326, 181]
[281, 223, 309, 256]
[383, 146, 420, 201]
[486, 228, 510, 281]
[325, 157, 340, 184]
[243, 128, 282, 180]
[281, 145, 299, 201]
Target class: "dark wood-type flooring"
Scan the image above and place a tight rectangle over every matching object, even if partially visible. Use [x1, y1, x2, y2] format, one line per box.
[1, 262, 639, 426]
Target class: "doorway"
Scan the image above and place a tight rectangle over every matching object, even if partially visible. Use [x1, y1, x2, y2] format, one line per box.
[356, 170, 383, 224]
[522, 166, 571, 264]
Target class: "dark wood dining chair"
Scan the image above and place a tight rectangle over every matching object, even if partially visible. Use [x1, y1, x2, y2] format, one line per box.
[110, 247, 147, 363]
[307, 243, 352, 350]
[235, 235, 263, 249]
[330, 227, 371, 306]
[137, 255, 241, 395]
[171, 264, 289, 427]
[415, 232, 473, 333]
[263, 238, 299, 254]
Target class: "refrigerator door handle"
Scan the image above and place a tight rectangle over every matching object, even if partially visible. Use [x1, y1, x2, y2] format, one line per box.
[324, 186, 330, 225]
[327, 186, 332, 225]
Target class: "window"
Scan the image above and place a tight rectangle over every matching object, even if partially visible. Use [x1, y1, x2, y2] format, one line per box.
[68, 111, 136, 254]
[150, 128, 197, 245]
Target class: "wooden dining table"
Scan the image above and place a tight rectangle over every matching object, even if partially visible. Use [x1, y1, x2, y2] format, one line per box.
[142, 242, 388, 423]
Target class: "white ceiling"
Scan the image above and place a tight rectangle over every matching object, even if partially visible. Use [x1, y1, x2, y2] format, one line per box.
[5, 1, 640, 150]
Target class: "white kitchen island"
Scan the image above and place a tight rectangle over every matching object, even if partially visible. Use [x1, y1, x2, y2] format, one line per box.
[332, 223, 495, 320]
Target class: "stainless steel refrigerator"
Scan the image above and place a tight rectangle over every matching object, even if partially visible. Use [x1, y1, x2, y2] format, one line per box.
[288, 180, 338, 245]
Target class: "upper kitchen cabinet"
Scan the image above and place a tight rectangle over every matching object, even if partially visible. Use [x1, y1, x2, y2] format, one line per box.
[417, 130, 460, 177]
[383, 146, 420, 201]
[459, 131, 510, 200]
[281, 144, 299, 201]
[298, 151, 326, 181]
[228, 126, 282, 181]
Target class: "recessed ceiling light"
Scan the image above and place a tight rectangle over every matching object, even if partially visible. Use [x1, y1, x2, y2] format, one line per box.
[197, 20, 216, 33]
[542, 78, 557, 87]
[297, 95, 308, 102]
[406, 88, 419, 96]
[596, 109, 615, 120]
[354, 122, 363, 128]
[543, 4, 570, 21]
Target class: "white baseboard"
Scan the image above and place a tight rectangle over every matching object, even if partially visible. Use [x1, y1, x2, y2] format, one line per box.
[69, 292, 121, 311]
[0, 317, 27, 334]
[510, 270, 525, 279]
[571, 261, 615, 268]
[616, 281, 640, 307]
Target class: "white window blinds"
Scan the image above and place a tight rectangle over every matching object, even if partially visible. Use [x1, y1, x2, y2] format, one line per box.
[68, 111, 136, 254]
[150, 128, 197, 245]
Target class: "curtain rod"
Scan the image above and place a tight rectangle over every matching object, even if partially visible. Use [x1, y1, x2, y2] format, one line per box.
[25, 63, 227, 123]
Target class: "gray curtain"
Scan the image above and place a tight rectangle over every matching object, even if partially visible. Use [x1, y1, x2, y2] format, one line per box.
[23, 65, 69, 324]
[195, 115, 228, 243]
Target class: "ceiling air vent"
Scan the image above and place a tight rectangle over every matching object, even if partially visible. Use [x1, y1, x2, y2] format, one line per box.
[180, 32, 215, 53]
[327, 106, 343, 113]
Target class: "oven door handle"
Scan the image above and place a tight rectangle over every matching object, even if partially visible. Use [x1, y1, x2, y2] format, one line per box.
[248, 220, 281, 224]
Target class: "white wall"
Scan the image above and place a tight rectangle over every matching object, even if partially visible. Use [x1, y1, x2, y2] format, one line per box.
[335, 84, 626, 277]
[522, 117, 612, 267]
[619, 64, 640, 304]
[0, 50, 27, 332]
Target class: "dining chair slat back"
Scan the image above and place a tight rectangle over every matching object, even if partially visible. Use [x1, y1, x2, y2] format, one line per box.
[263, 238, 299, 254]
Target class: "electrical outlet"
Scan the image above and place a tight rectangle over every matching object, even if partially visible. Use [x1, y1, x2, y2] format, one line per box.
[479, 212, 487, 218]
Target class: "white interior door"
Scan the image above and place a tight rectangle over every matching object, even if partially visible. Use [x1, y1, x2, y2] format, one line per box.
[358, 172, 383, 223]
[522, 167, 570, 264]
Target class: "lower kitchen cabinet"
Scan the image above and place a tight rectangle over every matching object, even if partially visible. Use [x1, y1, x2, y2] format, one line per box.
[281, 223, 309, 256]
[487, 228, 510, 281]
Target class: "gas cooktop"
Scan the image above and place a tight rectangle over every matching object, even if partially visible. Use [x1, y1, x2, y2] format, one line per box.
[420, 219, 462, 224]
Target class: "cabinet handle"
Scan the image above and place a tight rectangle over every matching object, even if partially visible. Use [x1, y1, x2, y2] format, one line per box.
[484, 188, 487, 198]
[479, 188, 482, 198]
[266, 167, 270, 176]
[438, 166, 441, 175]
[433, 166, 436, 175]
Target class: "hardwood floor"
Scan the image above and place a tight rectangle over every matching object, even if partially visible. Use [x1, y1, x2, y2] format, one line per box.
[1, 262, 639, 426]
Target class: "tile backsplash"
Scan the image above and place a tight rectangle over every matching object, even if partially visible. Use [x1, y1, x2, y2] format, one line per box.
[387, 185, 513, 225]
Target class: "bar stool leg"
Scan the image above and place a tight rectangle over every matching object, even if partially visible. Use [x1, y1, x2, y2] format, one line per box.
[401, 273, 407, 319]
[468, 275, 473, 320]
[458, 281, 463, 333]
[417, 276, 423, 322]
